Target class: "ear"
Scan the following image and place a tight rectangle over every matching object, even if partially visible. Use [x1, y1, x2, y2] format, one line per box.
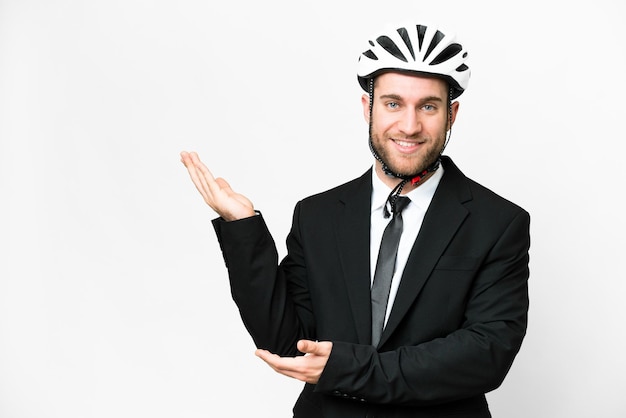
[448, 101, 460, 130]
[361, 94, 371, 123]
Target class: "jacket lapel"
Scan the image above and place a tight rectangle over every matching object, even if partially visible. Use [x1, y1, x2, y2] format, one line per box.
[334, 169, 373, 345]
[380, 157, 472, 346]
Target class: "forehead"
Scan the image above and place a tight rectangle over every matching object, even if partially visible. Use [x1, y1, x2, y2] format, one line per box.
[374, 72, 448, 99]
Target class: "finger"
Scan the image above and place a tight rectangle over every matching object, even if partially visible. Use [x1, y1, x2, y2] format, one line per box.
[255, 349, 323, 384]
[300, 340, 333, 359]
[255, 349, 285, 365]
[255, 349, 297, 371]
[189, 152, 214, 180]
[297, 340, 317, 355]
[255, 348, 270, 359]
[183, 157, 212, 203]
[216, 179, 254, 210]
[180, 151, 193, 166]
[256, 350, 290, 372]
[189, 152, 226, 203]
[189, 152, 223, 201]
[181, 151, 200, 168]
[297, 339, 328, 355]
[214, 177, 234, 196]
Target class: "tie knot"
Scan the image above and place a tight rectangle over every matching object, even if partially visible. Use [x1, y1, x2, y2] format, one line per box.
[391, 196, 410, 215]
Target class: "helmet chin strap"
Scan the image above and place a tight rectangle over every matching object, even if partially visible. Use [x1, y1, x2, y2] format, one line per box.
[377, 155, 441, 218]
[367, 78, 452, 218]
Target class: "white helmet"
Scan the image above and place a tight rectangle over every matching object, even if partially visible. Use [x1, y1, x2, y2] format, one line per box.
[357, 22, 470, 99]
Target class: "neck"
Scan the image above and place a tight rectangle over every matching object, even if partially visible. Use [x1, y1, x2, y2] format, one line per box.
[374, 163, 437, 194]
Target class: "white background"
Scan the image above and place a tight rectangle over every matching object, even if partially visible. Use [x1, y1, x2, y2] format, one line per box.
[1, 0, 625, 417]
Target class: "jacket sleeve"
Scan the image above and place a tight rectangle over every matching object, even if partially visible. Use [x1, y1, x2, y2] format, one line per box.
[314, 209, 530, 405]
[212, 212, 316, 356]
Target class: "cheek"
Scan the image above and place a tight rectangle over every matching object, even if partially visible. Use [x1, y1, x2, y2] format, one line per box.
[371, 112, 396, 133]
[424, 118, 448, 135]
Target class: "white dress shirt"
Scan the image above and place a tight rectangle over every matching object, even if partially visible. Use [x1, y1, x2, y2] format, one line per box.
[370, 165, 444, 326]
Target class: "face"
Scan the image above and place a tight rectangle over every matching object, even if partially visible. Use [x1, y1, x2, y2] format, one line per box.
[362, 72, 459, 182]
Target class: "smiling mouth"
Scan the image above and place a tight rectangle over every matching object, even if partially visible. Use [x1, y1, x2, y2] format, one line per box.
[393, 139, 423, 148]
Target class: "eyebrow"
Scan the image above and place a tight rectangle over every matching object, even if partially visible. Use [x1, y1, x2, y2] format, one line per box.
[379, 94, 444, 103]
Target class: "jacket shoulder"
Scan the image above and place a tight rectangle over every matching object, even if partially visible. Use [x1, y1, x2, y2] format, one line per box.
[298, 169, 371, 209]
[441, 156, 528, 217]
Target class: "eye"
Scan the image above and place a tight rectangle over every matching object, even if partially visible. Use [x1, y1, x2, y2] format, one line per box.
[422, 104, 436, 111]
[386, 101, 400, 109]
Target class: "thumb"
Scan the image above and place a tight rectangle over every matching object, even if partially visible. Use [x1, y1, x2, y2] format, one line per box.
[297, 339, 319, 355]
[215, 177, 233, 193]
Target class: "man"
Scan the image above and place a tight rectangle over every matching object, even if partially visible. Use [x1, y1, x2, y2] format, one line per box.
[181, 21, 530, 418]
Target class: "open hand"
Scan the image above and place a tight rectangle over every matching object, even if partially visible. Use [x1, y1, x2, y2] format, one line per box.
[180, 151, 255, 221]
[255, 340, 333, 384]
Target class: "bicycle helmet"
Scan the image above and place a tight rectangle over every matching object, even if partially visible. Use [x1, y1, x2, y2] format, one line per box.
[357, 22, 470, 99]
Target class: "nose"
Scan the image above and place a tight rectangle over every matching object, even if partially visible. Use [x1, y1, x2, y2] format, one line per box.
[398, 110, 422, 137]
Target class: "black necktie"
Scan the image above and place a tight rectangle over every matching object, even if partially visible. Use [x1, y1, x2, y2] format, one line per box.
[371, 196, 410, 347]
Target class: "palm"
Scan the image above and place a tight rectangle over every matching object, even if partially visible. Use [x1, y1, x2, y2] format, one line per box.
[180, 151, 255, 221]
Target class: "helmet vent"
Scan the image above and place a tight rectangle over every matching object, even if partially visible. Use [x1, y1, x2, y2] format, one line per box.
[397, 27, 416, 60]
[376, 35, 408, 63]
[416, 25, 427, 50]
[423, 30, 445, 61]
[363, 49, 378, 60]
[431, 43, 463, 65]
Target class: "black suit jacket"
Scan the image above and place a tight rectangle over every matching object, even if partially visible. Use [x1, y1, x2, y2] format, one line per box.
[213, 156, 530, 417]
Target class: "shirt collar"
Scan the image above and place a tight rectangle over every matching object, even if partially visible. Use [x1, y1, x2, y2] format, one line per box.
[371, 163, 445, 214]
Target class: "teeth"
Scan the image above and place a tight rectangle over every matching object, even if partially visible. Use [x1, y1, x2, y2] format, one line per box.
[395, 140, 416, 147]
